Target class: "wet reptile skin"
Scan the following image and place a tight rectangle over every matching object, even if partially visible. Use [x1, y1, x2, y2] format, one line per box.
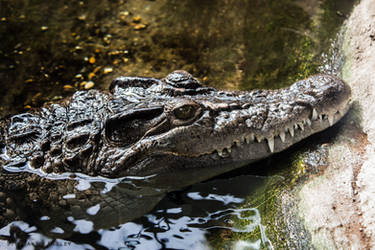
[0, 71, 351, 235]
[0, 71, 351, 178]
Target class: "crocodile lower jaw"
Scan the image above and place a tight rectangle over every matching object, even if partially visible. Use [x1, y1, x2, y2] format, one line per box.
[212, 104, 350, 159]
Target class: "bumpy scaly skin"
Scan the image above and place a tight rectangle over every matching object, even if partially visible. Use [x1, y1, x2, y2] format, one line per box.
[0, 71, 351, 177]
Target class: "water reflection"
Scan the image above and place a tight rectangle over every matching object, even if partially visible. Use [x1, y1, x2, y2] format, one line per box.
[0, 174, 277, 249]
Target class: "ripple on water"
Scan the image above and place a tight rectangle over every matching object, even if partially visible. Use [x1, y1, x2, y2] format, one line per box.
[0, 175, 275, 249]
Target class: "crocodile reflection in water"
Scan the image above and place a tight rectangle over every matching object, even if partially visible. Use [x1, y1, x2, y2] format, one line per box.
[0, 71, 351, 236]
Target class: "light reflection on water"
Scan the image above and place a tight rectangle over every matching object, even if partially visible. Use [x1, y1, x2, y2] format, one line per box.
[0, 175, 276, 249]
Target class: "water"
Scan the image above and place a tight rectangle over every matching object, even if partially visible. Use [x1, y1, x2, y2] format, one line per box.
[0, 173, 278, 249]
[0, 0, 356, 249]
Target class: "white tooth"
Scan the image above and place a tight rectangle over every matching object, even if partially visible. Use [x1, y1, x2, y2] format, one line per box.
[306, 118, 311, 126]
[227, 147, 232, 153]
[328, 114, 334, 126]
[279, 131, 286, 143]
[245, 136, 251, 144]
[288, 127, 294, 137]
[245, 134, 254, 143]
[319, 114, 324, 124]
[294, 123, 298, 129]
[267, 137, 274, 153]
[250, 133, 255, 141]
[217, 149, 223, 157]
[312, 108, 318, 120]
[256, 135, 263, 143]
[298, 123, 304, 131]
[241, 137, 246, 144]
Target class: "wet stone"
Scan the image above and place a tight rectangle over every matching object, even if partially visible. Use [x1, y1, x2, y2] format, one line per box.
[134, 23, 147, 30]
[132, 16, 142, 23]
[63, 85, 74, 90]
[84, 81, 95, 89]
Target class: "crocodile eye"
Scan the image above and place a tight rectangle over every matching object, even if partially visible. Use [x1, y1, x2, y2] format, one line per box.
[174, 105, 197, 120]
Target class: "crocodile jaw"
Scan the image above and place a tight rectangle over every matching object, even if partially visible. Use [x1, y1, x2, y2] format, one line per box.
[206, 74, 352, 162]
[210, 102, 350, 162]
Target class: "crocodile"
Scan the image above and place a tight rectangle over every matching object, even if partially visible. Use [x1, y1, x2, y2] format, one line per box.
[0, 71, 351, 238]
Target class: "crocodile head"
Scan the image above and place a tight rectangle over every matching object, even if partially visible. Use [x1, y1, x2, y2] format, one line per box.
[1, 71, 351, 179]
[96, 71, 351, 177]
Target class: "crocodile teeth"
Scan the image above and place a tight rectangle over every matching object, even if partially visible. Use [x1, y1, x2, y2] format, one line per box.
[245, 136, 250, 144]
[328, 114, 334, 126]
[279, 131, 286, 143]
[319, 114, 324, 124]
[267, 137, 274, 153]
[288, 127, 294, 137]
[250, 133, 255, 141]
[234, 140, 241, 147]
[245, 137, 250, 144]
[312, 108, 318, 120]
[245, 133, 254, 144]
[294, 123, 299, 129]
[217, 148, 231, 158]
[217, 149, 223, 157]
[306, 118, 311, 126]
[227, 147, 232, 153]
[255, 135, 263, 143]
[298, 123, 304, 131]
[241, 137, 246, 144]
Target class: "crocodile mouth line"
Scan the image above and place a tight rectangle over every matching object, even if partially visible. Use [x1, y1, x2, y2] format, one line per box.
[212, 105, 350, 158]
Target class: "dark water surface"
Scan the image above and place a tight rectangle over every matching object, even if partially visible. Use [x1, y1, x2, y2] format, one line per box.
[0, 0, 355, 249]
[0, 173, 278, 249]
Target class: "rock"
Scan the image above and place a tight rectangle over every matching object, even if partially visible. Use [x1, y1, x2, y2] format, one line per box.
[134, 23, 147, 30]
[297, 0, 375, 248]
[89, 56, 96, 64]
[84, 81, 95, 90]
[63, 85, 74, 90]
[103, 67, 113, 74]
[132, 16, 142, 23]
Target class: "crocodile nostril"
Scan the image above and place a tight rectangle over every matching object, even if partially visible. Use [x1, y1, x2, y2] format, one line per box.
[294, 98, 313, 109]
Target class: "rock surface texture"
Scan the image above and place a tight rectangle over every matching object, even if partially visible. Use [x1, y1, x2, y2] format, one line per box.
[298, 0, 375, 248]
